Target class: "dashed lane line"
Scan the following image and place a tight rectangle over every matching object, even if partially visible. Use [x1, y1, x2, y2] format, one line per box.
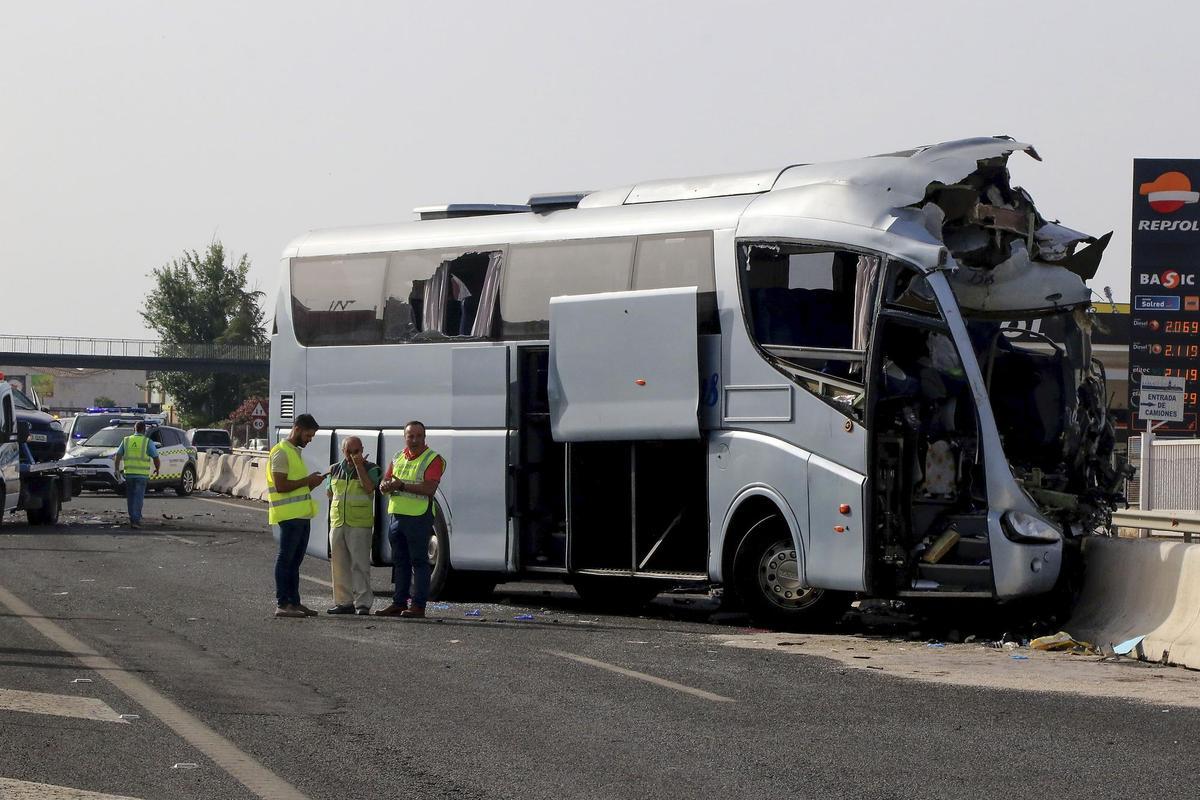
[0, 582, 311, 800]
[0, 777, 142, 799]
[0, 688, 128, 724]
[547, 650, 735, 704]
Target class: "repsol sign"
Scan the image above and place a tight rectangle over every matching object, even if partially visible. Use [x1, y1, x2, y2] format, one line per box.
[1137, 219, 1200, 231]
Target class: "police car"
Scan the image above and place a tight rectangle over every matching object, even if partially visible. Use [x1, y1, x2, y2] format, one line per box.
[63, 407, 166, 455]
[71, 422, 198, 496]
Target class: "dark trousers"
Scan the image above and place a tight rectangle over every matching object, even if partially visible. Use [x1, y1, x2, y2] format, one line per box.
[125, 476, 148, 523]
[275, 518, 311, 607]
[389, 511, 433, 608]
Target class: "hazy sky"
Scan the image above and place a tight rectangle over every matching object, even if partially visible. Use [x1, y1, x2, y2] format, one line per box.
[4, 1, 1198, 339]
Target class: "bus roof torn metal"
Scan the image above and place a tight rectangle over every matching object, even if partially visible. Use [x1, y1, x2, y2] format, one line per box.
[766, 136, 1112, 316]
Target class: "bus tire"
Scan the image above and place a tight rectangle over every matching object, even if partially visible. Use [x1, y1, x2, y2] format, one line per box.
[422, 509, 499, 602]
[426, 507, 452, 600]
[731, 513, 848, 630]
[175, 465, 196, 497]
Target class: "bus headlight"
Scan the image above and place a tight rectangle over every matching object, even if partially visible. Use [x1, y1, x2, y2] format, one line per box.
[1001, 511, 1061, 544]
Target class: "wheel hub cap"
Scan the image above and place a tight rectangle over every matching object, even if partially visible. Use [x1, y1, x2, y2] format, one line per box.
[758, 541, 822, 610]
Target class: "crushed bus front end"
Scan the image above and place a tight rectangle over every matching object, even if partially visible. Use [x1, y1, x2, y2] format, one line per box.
[868, 140, 1131, 600]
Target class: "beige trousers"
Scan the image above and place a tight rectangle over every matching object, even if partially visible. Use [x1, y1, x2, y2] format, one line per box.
[329, 524, 373, 608]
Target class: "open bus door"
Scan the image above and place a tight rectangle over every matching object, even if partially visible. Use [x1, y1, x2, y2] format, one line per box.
[548, 287, 709, 582]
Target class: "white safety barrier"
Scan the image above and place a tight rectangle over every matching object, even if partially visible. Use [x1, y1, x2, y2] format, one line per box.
[195, 450, 268, 502]
[1069, 536, 1200, 669]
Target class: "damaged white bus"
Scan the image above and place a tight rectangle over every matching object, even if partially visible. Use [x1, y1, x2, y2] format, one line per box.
[269, 137, 1129, 627]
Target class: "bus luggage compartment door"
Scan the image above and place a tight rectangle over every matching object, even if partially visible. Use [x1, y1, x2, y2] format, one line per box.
[548, 287, 700, 442]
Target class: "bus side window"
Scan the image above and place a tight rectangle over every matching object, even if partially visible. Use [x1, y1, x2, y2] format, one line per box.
[633, 232, 718, 333]
[291, 254, 388, 346]
[741, 244, 880, 382]
[885, 265, 938, 316]
[444, 251, 501, 338]
[500, 238, 635, 339]
[383, 251, 443, 343]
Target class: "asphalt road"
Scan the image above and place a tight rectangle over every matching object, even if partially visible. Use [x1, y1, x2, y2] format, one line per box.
[1, 491, 1197, 800]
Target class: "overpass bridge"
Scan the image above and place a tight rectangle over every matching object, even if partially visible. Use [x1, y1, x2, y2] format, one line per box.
[0, 335, 269, 375]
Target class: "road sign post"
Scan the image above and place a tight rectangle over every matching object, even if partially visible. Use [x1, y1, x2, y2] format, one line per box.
[1136, 376, 1187, 536]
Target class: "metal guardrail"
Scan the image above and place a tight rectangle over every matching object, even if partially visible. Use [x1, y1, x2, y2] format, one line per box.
[0, 334, 269, 362]
[1111, 508, 1200, 543]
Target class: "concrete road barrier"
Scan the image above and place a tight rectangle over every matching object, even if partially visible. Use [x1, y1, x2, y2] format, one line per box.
[231, 455, 266, 498]
[1069, 536, 1200, 669]
[194, 450, 268, 502]
[197, 452, 221, 492]
[210, 455, 239, 495]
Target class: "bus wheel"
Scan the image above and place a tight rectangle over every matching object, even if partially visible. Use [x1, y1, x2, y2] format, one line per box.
[732, 514, 847, 630]
[424, 511, 498, 602]
[426, 512, 451, 600]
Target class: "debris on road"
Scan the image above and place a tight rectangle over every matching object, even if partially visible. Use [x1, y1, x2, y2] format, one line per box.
[1030, 631, 1099, 654]
[1113, 635, 1147, 656]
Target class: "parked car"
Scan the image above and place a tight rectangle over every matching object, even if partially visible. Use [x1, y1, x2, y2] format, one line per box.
[9, 385, 66, 462]
[187, 428, 233, 455]
[72, 423, 199, 496]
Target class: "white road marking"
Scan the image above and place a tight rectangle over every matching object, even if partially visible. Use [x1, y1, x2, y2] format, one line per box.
[0, 688, 128, 724]
[194, 497, 261, 512]
[0, 777, 142, 799]
[547, 650, 735, 704]
[0, 583, 311, 800]
[299, 574, 333, 588]
[158, 534, 198, 546]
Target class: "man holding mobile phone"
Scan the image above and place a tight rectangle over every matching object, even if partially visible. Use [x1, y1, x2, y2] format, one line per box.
[267, 414, 325, 618]
[326, 436, 381, 616]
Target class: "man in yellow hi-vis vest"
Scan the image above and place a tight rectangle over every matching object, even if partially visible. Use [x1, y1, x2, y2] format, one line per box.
[376, 420, 445, 619]
[325, 435, 381, 616]
[267, 414, 326, 619]
[112, 421, 161, 529]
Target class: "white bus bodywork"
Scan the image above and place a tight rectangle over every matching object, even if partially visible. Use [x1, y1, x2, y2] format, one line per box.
[270, 138, 1126, 625]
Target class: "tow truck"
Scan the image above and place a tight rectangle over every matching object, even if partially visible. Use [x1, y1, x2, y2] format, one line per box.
[1, 381, 81, 526]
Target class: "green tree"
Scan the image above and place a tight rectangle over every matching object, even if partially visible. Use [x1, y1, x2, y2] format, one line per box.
[93, 395, 116, 408]
[140, 242, 268, 428]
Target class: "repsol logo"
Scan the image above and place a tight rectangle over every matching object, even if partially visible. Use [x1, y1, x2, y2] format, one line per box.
[1137, 219, 1200, 231]
[1139, 270, 1197, 288]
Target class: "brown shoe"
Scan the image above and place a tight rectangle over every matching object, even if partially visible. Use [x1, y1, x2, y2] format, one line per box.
[294, 604, 319, 617]
[374, 603, 406, 617]
[274, 606, 305, 618]
[400, 606, 426, 619]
